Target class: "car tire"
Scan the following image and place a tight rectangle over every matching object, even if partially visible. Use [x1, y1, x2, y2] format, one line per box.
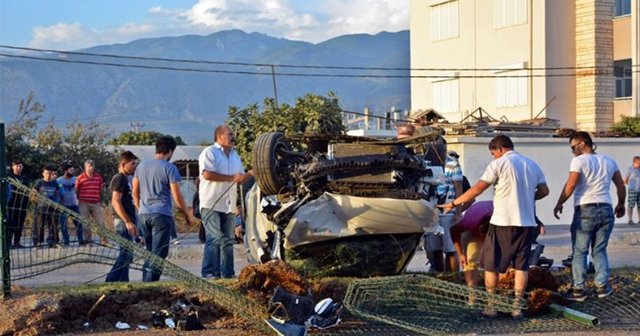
[252, 132, 292, 195]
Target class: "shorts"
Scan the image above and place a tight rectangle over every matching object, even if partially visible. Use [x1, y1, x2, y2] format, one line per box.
[629, 189, 640, 208]
[480, 224, 536, 273]
[461, 231, 483, 272]
[425, 214, 455, 253]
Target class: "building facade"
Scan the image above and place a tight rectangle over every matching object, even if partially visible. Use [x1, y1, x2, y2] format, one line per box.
[409, 0, 639, 131]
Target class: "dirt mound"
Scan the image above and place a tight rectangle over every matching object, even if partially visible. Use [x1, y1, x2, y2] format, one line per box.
[498, 267, 560, 291]
[235, 260, 309, 303]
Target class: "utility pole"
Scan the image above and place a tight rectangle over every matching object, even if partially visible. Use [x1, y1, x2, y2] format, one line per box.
[130, 122, 145, 133]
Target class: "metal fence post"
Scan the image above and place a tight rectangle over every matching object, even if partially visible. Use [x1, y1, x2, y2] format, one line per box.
[0, 122, 11, 298]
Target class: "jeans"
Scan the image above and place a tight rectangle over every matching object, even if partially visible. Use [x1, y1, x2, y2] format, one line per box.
[571, 203, 615, 289]
[59, 205, 85, 245]
[201, 209, 236, 278]
[105, 218, 134, 282]
[138, 213, 173, 282]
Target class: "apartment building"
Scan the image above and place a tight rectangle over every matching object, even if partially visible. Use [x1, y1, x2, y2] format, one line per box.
[409, 0, 639, 131]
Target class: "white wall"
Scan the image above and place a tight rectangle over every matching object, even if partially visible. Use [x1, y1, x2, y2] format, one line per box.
[446, 136, 640, 225]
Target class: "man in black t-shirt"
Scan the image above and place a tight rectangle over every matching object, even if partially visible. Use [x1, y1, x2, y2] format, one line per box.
[33, 166, 61, 248]
[106, 151, 139, 282]
[7, 159, 30, 248]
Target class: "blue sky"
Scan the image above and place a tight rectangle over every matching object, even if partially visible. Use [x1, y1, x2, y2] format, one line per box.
[0, 0, 408, 50]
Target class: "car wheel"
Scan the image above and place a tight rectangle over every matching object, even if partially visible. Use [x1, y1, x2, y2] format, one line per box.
[252, 132, 292, 195]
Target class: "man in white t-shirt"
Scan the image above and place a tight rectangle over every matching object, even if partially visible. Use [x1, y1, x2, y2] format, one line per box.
[554, 131, 626, 302]
[623, 156, 640, 225]
[440, 135, 549, 319]
[198, 125, 252, 279]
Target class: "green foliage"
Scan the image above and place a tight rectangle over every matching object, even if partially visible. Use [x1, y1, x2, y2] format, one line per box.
[108, 130, 187, 145]
[610, 115, 640, 136]
[5, 92, 118, 196]
[227, 93, 346, 168]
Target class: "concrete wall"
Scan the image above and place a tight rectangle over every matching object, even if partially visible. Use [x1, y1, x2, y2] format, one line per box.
[446, 136, 640, 225]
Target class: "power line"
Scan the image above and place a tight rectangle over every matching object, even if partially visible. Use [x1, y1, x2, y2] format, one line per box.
[2, 52, 636, 79]
[0, 44, 638, 72]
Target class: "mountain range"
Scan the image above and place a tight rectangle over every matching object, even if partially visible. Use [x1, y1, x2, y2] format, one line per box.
[0, 29, 410, 144]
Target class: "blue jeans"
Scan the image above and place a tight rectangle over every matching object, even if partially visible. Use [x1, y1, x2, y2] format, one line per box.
[138, 213, 173, 282]
[105, 218, 134, 282]
[571, 203, 614, 289]
[201, 209, 236, 278]
[59, 205, 85, 245]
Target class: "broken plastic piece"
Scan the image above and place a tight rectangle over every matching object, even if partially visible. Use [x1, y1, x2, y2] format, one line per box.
[264, 318, 307, 336]
[115, 321, 130, 329]
[137, 325, 149, 330]
[165, 318, 176, 329]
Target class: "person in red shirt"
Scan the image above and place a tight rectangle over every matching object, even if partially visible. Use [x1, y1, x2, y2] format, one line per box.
[75, 159, 106, 244]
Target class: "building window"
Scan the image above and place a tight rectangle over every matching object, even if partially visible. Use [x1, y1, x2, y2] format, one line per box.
[615, 0, 631, 16]
[495, 69, 528, 107]
[431, 1, 459, 41]
[494, 0, 527, 28]
[614, 59, 632, 98]
[432, 79, 459, 113]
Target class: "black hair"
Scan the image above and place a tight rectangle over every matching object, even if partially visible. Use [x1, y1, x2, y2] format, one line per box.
[488, 134, 514, 150]
[119, 150, 138, 165]
[11, 159, 23, 165]
[569, 131, 596, 152]
[61, 161, 74, 171]
[43, 165, 57, 172]
[155, 136, 177, 154]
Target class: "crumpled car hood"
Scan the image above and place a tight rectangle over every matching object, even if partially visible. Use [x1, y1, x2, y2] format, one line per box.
[283, 192, 440, 248]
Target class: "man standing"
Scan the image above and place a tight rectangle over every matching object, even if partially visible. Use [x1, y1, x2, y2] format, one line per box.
[553, 131, 626, 301]
[57, 162, 85, 245]
[623, 156, 640, 225]
[440, 135, 549, 318]
[133, 136, 193, 282]
[33, 166, 62, 248]
[76, 159, 105, 244]
[199, 125, 252, 279]
[106, 151, 138, 282]
[7, 159, 30, 248]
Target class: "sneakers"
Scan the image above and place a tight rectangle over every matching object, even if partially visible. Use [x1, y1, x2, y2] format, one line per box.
[628, 220, 635, 225]
[566, 288, 587, 302]
[596, 285, 613, 298]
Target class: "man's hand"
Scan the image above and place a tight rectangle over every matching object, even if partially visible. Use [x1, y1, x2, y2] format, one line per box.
[459, 254, 468, 269]
[124, 221, 138, 237]
[232, 172, 252, 184]
[615, 204, 625, 218]
[436, 202, 455, 214]
[553, 203, 563, 219]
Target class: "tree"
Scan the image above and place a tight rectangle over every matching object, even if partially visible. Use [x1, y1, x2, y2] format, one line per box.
[227, 92, 346, 168]
[108, 130, 187, 146]
[5, 93, 118, 192]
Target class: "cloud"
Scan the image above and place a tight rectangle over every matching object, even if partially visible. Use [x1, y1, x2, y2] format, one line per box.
[27, 0, 408, 49]
[169, 0, 407, 43]
[29, 22, 159, 50]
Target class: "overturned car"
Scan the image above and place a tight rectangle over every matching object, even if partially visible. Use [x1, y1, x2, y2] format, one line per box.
[243, 130, 449, 277]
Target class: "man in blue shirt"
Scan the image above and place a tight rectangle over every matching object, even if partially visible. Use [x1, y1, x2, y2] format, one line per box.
[132, 136, 194, 282]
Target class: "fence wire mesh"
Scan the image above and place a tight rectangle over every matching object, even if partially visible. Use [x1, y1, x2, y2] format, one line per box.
[338, 273, 640, 335]
[3, 176, 269, 332]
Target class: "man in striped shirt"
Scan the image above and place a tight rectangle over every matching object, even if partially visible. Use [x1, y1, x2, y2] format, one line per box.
[76, 159, 106, 245]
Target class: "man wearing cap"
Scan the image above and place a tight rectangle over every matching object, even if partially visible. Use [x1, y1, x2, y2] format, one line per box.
[76, 159, 106, 244]
[57, 162, 85, 245]
[427, 149, 464, 272]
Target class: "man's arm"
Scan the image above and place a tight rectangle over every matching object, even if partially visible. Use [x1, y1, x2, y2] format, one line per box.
[132, 177, 140, 209]
[201, 170, 252, 184]
[170, 182, 193, 225]
[112, 190, 137, 237]
[439, 180, 491, 212]
[612, 171, 627, 218]
[553, 172, 580, 219]
[535, 183, 550, 200]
